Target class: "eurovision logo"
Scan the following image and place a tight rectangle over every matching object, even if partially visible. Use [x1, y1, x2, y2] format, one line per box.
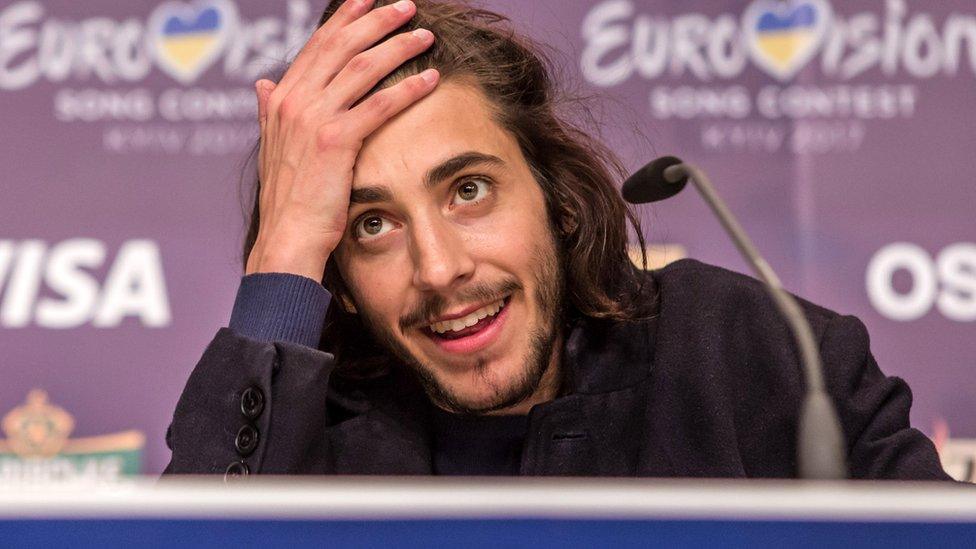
[148, 0, 239, 84]
[743, 0, 832, 81]
[0, 390, 144, 481]
[581, 0, 976, 87]
[0, 0, 315, 91]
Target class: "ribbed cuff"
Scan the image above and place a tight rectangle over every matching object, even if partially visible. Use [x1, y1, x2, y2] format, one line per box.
[228, 273, 331, 348]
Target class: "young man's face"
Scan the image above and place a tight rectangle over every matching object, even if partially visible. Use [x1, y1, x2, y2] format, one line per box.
[335, 81, 564, 415]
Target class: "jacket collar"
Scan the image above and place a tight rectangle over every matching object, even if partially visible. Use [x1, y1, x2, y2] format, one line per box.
[561, 312, 659, 395]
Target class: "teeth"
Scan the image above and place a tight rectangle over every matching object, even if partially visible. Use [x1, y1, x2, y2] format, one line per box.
[429, 299, 504, 334]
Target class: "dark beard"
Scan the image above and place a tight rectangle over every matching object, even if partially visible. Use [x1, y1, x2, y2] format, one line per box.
[356, 235, 565, 415]
[413, 318, 556, 414]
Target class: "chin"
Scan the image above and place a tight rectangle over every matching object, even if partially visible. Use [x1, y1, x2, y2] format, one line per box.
[418, 349, 549, 415]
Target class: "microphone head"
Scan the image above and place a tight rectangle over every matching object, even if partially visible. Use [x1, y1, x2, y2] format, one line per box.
[622, 156, 688, 204]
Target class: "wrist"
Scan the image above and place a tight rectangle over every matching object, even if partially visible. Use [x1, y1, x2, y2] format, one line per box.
[230, 272, 332, 347]
[246, 238, 331, 282]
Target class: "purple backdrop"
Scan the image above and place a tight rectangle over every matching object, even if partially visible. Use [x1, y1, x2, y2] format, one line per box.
[2, 0, 973, 475]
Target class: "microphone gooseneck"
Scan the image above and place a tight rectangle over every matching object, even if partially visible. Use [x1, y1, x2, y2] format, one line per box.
[625, 156, 848, 480]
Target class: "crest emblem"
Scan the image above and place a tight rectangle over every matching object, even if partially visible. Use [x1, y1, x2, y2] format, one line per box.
[0, 390, 145, 480]
[1, 390, 74, 458]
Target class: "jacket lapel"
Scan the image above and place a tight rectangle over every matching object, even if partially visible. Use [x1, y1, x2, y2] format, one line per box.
[329, 405, 432, 474]
[521, 314, 675, 476]
[327, 370, 433, 475]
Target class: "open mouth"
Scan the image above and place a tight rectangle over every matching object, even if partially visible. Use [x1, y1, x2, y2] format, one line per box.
[425, 297, 509, 340]
[422, 296, 511, 352]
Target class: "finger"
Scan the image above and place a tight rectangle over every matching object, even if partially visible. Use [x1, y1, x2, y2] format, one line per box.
[345, 68, 439, 136]
[255, 79, 276, 132]
[326, 28, 434, 111]
[274, 0, 376, 100]
[255, 79, 276, 176]
[289, 0, 418, 101]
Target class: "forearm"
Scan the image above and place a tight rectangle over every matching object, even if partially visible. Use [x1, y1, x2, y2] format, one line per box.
[164, 328, 337, 475]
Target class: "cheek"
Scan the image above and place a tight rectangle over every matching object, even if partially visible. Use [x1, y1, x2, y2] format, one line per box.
[471, 200, 552, 262]
[342, 256, 410, 324]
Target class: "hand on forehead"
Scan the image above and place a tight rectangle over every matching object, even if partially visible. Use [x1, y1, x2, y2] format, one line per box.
[352, 82, 526, 196]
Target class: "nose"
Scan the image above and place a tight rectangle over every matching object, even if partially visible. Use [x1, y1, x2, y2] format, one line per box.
[410, 213, 475, 293]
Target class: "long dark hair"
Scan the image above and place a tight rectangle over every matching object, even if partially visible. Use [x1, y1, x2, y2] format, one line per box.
[243, 0, 653, 371]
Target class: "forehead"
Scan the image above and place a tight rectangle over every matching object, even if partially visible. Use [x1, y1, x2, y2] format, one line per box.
[353, 81, 524, 189]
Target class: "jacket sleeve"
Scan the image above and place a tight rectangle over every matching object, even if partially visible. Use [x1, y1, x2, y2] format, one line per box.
[821, 314, 952, 480]
[163, 328, 336, 475]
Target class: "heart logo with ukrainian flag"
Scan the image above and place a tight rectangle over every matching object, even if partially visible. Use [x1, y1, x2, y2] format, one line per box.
[148, 0, 238, 84]
[743, 0, 833, 81]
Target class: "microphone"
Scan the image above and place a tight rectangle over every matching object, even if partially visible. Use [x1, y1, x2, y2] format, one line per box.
[623, 157, 848, 480]
[621, 156, 687, 203]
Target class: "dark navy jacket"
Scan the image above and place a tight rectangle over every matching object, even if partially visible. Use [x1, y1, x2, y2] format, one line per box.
[164, 259, 950, 479]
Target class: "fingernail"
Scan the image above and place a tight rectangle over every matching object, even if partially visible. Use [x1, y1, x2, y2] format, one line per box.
[420, 69, 438, 85]
[393, 0, 413, 14]
[412, 28, 433, 42]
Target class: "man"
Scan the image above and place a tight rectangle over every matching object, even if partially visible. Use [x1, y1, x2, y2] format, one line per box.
[164, 0, 950, 479]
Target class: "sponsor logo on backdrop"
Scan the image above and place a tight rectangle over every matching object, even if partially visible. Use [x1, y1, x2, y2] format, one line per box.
[581, 0, 976, 154]
[940, 440, 976, 483]
[0, 239, 170, 329]
[934, 420, 976, 483]
[867, 242, 976, 322]
[0, 390, 144, 481]
[0, 0, 317, 155]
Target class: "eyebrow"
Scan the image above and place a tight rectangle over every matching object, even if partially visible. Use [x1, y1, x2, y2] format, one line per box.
[349, 151, 505, 205]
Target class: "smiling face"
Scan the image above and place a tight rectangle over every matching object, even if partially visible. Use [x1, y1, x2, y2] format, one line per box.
[333, 81, 565, 415]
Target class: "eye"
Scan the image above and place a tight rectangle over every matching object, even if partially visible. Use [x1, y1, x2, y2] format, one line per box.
[354, 215, 394, 240]
[453, 178, 491, 205]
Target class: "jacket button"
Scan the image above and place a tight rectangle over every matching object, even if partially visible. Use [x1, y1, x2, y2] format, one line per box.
[240, 386, 265, 419]
[235, 424, 259, 456]
[224, 460, 249, 480]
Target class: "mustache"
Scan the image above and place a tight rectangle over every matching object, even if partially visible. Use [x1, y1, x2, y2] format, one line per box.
[399, 279, 522, 331]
